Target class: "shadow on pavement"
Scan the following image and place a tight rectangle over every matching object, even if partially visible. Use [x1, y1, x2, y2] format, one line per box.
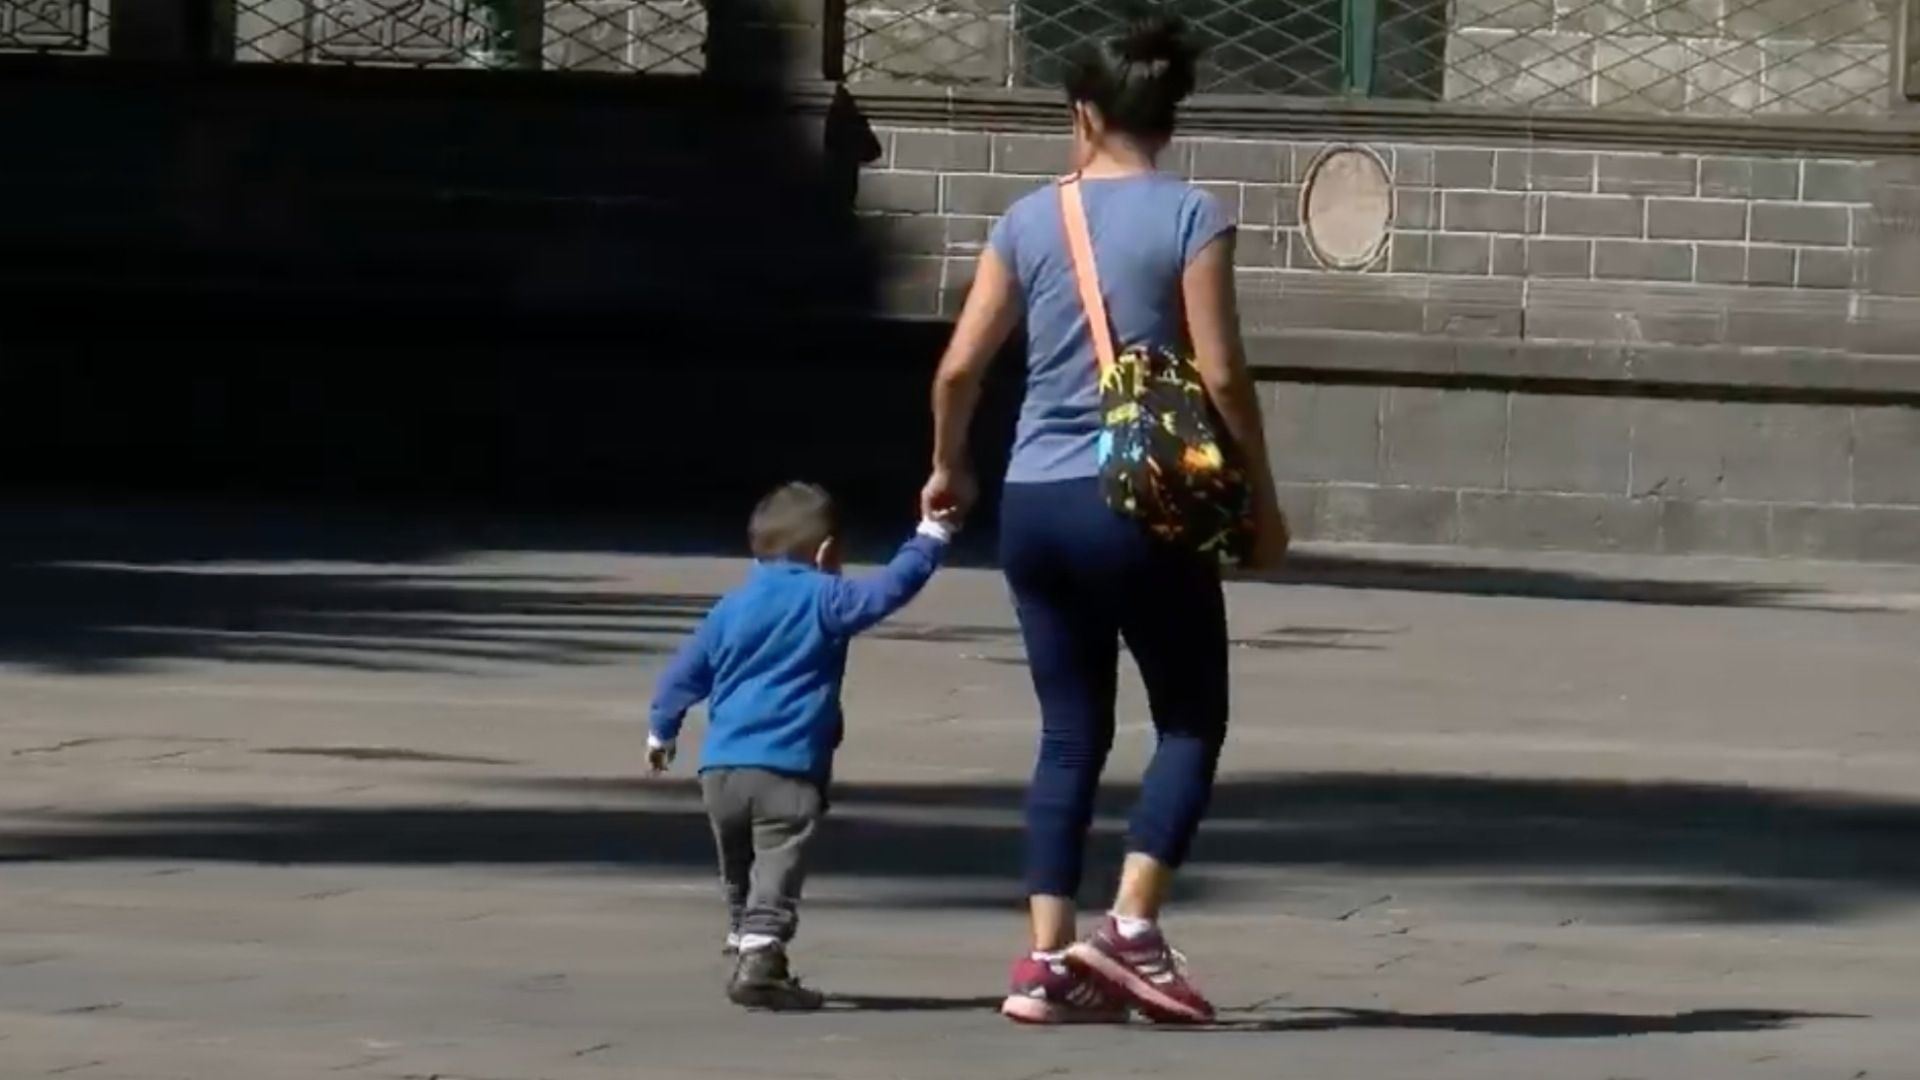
[4, 771, 1916, 926]
[1195, 1006, 1854, 1037]
[0, 501, 1895, 674]
[0, 558, 713, 674]
[1268, 552, 1876, 611]
[825, 994, 1008, 1014]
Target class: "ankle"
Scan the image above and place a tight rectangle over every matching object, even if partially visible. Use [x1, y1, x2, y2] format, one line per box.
[1027, 894, 1078, 954]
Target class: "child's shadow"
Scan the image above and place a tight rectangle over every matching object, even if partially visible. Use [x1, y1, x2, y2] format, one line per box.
[825, 993, 1006, 1013]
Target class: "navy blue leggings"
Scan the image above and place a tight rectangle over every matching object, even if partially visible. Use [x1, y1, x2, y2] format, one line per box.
[1000, 478, 1230, 899]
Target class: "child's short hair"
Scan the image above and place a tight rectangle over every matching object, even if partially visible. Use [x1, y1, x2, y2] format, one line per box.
[749, 482, 837, 561]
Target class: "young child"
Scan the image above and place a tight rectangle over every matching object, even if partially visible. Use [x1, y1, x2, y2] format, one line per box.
[647, 482, 954, 1010]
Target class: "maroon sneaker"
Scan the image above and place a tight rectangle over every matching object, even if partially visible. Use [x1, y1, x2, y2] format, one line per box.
[1067, 918, 1216, 1024]
[1000, 954, 1129, 1025]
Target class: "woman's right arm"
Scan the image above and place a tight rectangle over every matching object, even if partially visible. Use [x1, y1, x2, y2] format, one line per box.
[1182, 232, 1290, 569]
[924, 248, 1021, 522]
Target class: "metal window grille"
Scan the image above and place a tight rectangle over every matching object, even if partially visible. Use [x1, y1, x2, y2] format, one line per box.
[843, 0, 1894, 116]
[0, 0, 108, 53]
[543, 0, 703, 71]
[231, 0, 706, 72]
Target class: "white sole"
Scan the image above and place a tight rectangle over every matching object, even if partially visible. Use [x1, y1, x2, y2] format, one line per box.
[1000, 994, 1127, 1025]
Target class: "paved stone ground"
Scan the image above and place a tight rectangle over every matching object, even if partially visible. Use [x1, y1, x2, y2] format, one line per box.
[4, 507, 1920, 1079]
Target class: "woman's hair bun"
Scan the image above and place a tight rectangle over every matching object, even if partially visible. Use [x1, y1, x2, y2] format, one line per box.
[1063, 9, 1203, 138]
[1114, 11, 1196, 67]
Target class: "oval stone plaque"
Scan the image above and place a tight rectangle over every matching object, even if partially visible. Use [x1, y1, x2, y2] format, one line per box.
[1299, 146, 1392, 271]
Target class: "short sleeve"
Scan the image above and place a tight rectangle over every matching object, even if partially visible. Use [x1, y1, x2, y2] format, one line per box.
[1177, 187, 1237, 268]
[988, 208, 1019, 267]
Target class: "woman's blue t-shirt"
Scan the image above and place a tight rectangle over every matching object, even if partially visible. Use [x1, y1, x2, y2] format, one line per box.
[988, 174, 1236, 484]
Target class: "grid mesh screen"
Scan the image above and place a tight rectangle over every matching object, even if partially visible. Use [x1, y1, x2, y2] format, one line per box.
[231, 0, 706, 72]
[0, 0, 108, 54]
[843, 0, 1895, 116]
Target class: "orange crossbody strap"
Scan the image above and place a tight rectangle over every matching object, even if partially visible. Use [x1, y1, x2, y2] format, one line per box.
[1058, 175, 1118, 375]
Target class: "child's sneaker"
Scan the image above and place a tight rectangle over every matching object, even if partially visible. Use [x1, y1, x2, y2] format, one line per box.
[1000, 954, 1129, 1025]
[727, 945, 825, 1011]
[1067, 918, 1215, 1024]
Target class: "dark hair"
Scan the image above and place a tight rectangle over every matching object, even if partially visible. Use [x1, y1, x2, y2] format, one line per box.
[1063, 11, 1200, 141]
[749, 482, 837, 561]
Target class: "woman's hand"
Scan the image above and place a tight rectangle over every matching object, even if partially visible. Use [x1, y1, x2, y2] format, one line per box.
[921, 465, 979, 526]
[1242, 499, 1291, 573]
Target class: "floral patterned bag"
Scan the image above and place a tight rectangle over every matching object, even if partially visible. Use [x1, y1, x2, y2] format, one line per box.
[1058, 175, 1255, 561]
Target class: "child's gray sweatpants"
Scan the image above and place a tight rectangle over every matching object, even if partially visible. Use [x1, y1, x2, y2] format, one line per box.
[698, 767, 823, 943]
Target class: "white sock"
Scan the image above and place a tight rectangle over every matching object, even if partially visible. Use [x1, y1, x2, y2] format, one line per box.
[1030, 948, 1069, 964]
[738, 933, 780, 953]
[1111, 913, 1155, 940]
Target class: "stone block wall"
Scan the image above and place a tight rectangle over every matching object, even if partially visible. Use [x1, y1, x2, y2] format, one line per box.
[854, 121, 1920, 562]
[859, 129, 1885, 343]
[1263, 387, 1919, 562]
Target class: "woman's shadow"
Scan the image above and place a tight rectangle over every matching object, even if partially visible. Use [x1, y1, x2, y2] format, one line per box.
[821, 997, 1855, 1035]
[1165, 1005, 1859, 1037]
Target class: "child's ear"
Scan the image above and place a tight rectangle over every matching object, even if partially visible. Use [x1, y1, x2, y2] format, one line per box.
[815, 536, 841, 570]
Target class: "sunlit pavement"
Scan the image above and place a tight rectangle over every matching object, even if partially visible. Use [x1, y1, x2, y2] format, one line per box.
[3, 520, 1919, 1079]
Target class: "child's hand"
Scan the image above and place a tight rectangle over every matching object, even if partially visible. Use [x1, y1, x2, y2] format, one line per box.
[917, 510, 961, 544]
[646, 735, 677, 776]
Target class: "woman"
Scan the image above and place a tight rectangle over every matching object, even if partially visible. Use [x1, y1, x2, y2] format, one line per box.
[920, 14, 1290, 1026]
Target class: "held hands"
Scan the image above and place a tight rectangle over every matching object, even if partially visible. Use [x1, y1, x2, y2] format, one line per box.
[920, 466, 978, 530]
[646, 734, 677, 776]
[919, 506, 963, 543]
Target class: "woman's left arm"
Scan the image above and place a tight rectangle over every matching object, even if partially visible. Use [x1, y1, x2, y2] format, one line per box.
[1184, 232, 1290, 569]
[924, 248, 1021, 522]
